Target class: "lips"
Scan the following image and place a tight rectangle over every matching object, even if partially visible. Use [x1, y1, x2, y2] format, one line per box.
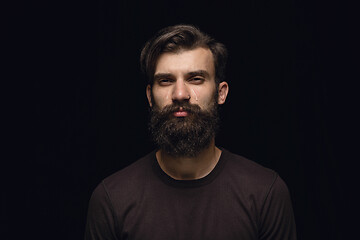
[173, 107, 189, 117]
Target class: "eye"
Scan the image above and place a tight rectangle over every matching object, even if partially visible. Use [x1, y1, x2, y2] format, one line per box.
[158, 78, 173, 86]
[189, 76, 205, 84]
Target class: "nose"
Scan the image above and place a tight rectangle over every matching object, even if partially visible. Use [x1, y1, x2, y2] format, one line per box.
[172, 80, 190, 102]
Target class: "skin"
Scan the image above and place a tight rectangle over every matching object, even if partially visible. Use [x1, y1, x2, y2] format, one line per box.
[146, 47, 229, 180]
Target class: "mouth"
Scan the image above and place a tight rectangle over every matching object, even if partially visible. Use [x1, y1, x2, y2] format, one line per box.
[173, 107, 189, 117]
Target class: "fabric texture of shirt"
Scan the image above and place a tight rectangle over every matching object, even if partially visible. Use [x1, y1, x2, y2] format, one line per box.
[85, 148, 296, 240]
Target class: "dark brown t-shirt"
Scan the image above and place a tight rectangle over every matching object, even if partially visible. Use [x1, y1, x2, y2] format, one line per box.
[85, 149, 296, 240]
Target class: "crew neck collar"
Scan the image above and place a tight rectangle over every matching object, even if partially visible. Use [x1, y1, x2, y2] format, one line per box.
[152, 148, 228, 188]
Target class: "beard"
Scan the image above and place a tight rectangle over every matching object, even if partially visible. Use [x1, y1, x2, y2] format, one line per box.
[149, 96, 220, 158]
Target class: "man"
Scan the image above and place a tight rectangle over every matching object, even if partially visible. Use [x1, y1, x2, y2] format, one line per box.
[85, 24, 296, 240]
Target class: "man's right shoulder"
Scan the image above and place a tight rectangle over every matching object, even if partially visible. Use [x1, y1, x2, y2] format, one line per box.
[93, 150, 156, 197]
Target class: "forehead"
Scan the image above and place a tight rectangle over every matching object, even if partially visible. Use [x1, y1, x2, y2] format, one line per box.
[154, 47, 215, 76]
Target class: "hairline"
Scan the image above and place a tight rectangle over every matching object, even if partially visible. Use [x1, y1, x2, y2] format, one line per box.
[140, 24, 227, 86]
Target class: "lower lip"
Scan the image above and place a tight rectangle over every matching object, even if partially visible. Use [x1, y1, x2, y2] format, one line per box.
[173, 111, 188, 117]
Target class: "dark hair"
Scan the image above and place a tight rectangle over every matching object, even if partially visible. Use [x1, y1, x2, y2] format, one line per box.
[140, 24, 227, 85]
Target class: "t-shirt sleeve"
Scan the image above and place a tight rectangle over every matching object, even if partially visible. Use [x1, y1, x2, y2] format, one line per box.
[259, 174, 297, 240]
[84, 182, 119, 240]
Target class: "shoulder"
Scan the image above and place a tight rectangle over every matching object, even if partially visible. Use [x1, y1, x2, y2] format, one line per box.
[93, 151, 156, 199]
[219, 149, 288, 198]
[219, 149, 293, 217]
[221, 148, 278, 183]
[86, 151, 157, 233]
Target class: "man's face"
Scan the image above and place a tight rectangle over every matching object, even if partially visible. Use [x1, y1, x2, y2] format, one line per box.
[147, 47, 225, 111]
[146, 47, 229, 157]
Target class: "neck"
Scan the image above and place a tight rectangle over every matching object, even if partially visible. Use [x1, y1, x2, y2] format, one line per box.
[156, 140, 222, 180]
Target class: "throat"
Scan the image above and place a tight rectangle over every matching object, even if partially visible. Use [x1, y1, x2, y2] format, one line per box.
[156, 143, 221, 180]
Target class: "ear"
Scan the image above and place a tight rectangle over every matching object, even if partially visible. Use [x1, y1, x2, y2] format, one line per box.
[217, 81, 229, 105]
[146, 84, 153, 107]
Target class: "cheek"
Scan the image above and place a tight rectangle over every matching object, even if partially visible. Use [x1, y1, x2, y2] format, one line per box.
[194, 90, 217, 109]
[189, 87, 199, 101]
[152, 88, 172, 108]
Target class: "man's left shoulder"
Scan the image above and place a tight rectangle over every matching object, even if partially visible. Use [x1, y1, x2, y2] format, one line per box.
[222, 149, 276, 177]
[220, 148, 286, 193]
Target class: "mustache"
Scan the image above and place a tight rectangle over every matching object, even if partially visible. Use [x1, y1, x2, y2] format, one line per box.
[152, 102, 202, 115]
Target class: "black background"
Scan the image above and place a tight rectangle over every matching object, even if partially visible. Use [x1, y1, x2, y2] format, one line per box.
[7, 0, 357, 239]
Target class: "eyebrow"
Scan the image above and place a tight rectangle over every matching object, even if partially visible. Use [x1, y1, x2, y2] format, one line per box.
[153, 73, 174, 82]
[153, 70, 211, 81]
[186, 70, 210, 79]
